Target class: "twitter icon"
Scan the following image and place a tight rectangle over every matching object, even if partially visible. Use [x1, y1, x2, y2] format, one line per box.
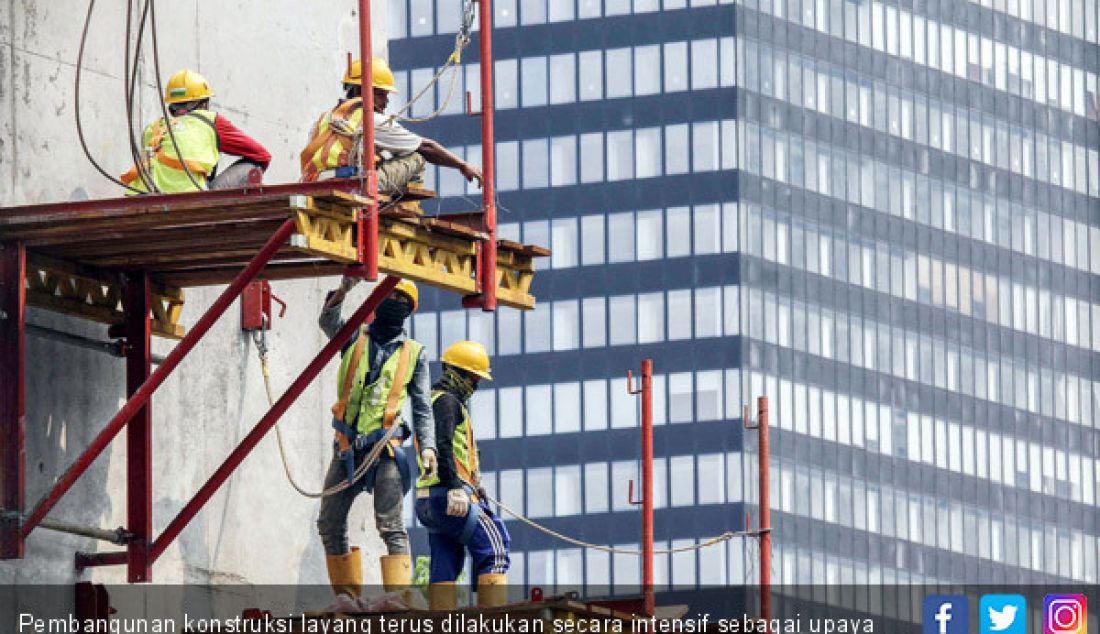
[982, 595, 1027, 634]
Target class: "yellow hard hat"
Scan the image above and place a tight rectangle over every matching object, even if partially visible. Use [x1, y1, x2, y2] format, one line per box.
[344, 57, 398, 93]
[441, 341, 492, 380]
[393, 279, 418, 311]
[164, 69, 214, 104]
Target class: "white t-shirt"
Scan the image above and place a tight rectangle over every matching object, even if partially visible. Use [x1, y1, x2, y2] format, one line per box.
[374, 112, 423, 156]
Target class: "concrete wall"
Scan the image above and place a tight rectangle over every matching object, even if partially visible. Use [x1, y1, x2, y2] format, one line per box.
[0, 0, 394, 586]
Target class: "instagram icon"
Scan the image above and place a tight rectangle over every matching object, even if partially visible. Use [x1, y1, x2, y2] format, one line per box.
[1045, 595, 1088, 634]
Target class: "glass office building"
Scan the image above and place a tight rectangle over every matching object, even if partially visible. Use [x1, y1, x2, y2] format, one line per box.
[389, 0, 1100, 587]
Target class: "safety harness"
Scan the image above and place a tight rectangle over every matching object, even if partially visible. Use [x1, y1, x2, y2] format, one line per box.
[330, 329, 415, 495]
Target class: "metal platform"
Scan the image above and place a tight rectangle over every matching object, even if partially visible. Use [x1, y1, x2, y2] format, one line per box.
[0, 180, 548, 338]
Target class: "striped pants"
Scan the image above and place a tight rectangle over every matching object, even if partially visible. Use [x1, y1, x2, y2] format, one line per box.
[415, 489, 510, 583]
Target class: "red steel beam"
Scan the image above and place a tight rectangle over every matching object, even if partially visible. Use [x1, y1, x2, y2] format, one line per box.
[123, 272, 152, 582]
[22, 219, 298, 536]
[640, 359, 654, 617]
[149, 276, 400, 562]
[358, 0, 379, 280]
[478, 0, 497, 311]
[758, 396, 771, 623]
[0, 179, 370, 218]
[0, 242, 26, 559]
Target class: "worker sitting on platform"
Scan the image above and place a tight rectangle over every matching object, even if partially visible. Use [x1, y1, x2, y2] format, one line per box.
[317, 277, 438, 600]
[299, 57, 483, 203]
[122, 69, 271, 194]
[415, 341, 510, 610]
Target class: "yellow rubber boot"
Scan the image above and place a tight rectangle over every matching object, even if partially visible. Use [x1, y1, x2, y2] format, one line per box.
[325, 547, 363, 598]
[429, 582, 457, 610]
[380, 554, 412, 592]
[476, 573, 507, 608]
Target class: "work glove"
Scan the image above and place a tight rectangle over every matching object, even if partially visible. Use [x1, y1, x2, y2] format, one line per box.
[446, 488, 470, 517]
[323, 276, 360, 309]
[420, 448, 438, 480]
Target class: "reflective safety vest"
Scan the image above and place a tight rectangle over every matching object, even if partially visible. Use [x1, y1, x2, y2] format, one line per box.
[122, 109, 220, 194]
[334, 331, 424, 436]
[300, 98, 369, 183]
[417, 390, 480, 489]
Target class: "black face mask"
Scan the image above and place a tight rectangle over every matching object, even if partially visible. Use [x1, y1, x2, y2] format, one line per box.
[370, 298, 411, 340]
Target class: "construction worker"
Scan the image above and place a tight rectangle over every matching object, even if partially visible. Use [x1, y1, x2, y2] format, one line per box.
[317, 277, 438, 599]
[300, 57, 483, 197]
[123, 69, 271, 194]
[415, 341, 510, 610]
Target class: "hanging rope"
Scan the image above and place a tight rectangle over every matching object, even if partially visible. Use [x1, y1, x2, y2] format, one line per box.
[386, 0, 476, 124]
[482, 491, 750, 556]
[148, 0, 204, 191]
[251, 326, 397, 499]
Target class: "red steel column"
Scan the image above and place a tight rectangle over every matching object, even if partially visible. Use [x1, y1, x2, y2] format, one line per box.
[0, 242, 26, 558]
[22, 219, 298, 536]
[758, 396, 771, 624]
[478, 0, 497, 311]
[123, 271, 152, 582]
[358, 0, 379, 280]
[149, 276, 400, 562]
[640, 359, 654, 617]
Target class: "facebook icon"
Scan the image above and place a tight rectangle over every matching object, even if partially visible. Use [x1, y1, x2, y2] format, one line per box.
[924, 596, 969, 634]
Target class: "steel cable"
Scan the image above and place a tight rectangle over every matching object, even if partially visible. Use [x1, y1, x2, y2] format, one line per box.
[252, 329, 397, 499]
[124, 0, 158, 192]
[482, 491, 746, 555]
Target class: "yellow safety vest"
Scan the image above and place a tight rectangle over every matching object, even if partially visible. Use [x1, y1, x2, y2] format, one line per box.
[122, 110, 220, 194]
[300, 98, 367, 182]
[334, 331, 423, 436]
[417, 390, 480, 489]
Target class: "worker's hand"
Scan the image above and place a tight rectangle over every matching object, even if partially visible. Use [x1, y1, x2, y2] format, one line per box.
[420, 448, 438, 480]
[459, 162, 484, 189]
[323, 276, 359, 309]
[446, 488, 470, 517]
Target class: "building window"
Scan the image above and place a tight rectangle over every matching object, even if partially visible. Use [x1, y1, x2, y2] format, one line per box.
[611, 381, 638, 428]
[555, 465, 582, 516]
[667, 289, 692, 340]
[695, 286, 722, 338]
[582, 297, 607, 347]
[584, 462, 609, 513]
[521, 56, 548, 107]
[664, 41, 688, 92]
[410, 0, 434, 35]
[635, 127, 663, 179]
[527, 467, 554, 517]
[580, 213, 605, 264]
[579, 50, 603, 101]
[520, 0, 546, 24]
[554, 382, 581, 434]
[609, 294, 637, 345]
[494, 0, 517, 27]
[635, 45, 661, 96]
[670, 456, 696, 507]
[526, 384, 553, 436]
[549, 53, 577, 104]
[608, 212, 636, 262]
[522, 139, 549, 189]
[550, 217, 578, 269]
[497, 307, 520, 355]
[665, 124, 689, 175]
[697, 453, 726, 504]
[496, 141, 519, 190]
[498, 388, 523, 437]
[468, 311, 495, 355]
[495, 59, 518, 109]
[553, 300, 580, 350]
[440, 309, 466, 350]
[548, 0, 574, 21]
[606, 47, 634, 98]
[524, 304, 551, 353]
[696, 370, 723, 421]
[607, 130, 634, 181]
[413, 313, 438, 360]
[636, 209, 664, 260]
[667, 206, 691, 257]
[694, 204, 721, 253]
[584, 379, 608, 431]
[669, 372, 693, 423]
[638, 292, 665, 344]
[691, 39, 719, 90]
[470, 388, 496, 440]
[580, 132, 605, 183]
[550, 135, 577, 187]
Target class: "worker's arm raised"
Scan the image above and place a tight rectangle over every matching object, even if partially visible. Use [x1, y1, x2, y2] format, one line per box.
[417, 139, 484, 188]
[408, 348, 436, 452]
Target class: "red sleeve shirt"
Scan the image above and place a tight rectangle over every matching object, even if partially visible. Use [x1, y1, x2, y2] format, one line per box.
[214, 115, 272, 169]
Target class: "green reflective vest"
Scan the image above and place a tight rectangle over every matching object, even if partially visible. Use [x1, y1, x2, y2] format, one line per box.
[335, 332, 424, 435]
[417, 390, 479, 489]
[123, 110, 220, 194]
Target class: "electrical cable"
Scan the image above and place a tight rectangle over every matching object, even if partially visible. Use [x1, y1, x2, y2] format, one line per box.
[148, 0, 204, 192]
[74, 0, 144, 193]
[125, 0, 158, 193]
